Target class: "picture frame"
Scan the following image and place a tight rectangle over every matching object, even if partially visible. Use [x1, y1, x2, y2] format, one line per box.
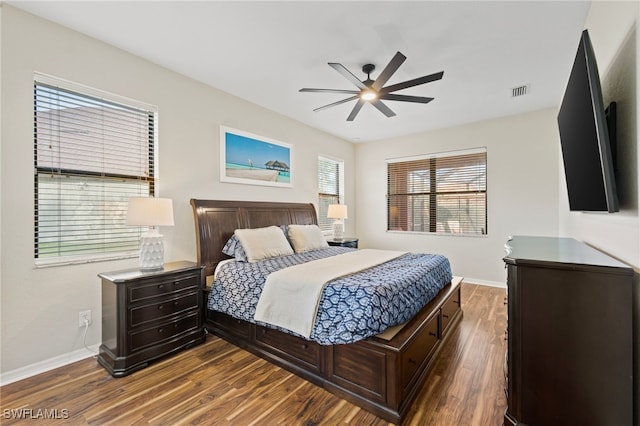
[220, 126, 292, 188]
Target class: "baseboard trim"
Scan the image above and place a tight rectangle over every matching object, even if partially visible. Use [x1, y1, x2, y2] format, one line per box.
[0, 345, 100, 386]
[462, 277, 506, 288]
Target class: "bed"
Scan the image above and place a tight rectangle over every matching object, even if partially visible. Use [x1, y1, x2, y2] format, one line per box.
[190, 199, 462, 424]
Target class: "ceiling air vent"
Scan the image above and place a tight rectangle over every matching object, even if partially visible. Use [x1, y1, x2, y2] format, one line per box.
[512, 84, 530, 97]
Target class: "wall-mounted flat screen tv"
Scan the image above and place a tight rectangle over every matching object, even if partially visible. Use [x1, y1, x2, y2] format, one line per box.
[557, 29, 619, 213]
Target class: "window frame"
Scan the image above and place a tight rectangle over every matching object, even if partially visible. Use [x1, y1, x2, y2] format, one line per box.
[386, 147, 487, 236]
[33, 73, 159, 267]
[317, 155, 345, 233]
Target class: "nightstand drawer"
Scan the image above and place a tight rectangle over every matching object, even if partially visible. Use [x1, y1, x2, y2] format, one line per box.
[129, 312, 200, 352]
[339, 240, 358, 248]
[129, 274, 199, 303]
[327, 238, 358, 248]
[130, 292, 199, 327]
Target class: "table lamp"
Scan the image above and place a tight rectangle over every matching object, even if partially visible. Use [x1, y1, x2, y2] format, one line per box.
[327, 204, 348, 240]
[126, 197, 174, 270]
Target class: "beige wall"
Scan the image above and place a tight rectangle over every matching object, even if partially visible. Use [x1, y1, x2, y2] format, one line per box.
[355, 108, 560, 285]
[0, 5, 355, 379]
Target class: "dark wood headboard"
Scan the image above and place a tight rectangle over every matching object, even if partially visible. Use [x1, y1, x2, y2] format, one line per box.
[190, 199, 318, 280]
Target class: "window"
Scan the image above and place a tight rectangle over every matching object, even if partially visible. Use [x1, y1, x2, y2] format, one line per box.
[317, 156, 344, 232]
[34, 75, 157, 265]
[387, 148, 487, 235]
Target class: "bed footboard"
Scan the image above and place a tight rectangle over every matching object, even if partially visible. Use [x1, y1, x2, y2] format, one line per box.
[204, 277, 462, 424]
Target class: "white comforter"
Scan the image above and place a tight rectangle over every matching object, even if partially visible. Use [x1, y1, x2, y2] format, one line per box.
[253, 249, 406, 337]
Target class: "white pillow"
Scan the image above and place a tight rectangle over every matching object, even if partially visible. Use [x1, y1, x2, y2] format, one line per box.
[288, 224, 329, 253]
[234, 226, 293, 262]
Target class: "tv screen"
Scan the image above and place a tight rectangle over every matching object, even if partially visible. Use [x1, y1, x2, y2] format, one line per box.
[557, 29, 618, 213]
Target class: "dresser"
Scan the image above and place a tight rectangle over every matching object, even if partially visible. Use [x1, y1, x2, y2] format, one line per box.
[98, 261, 206, 377]
[503, 236, 633, 426]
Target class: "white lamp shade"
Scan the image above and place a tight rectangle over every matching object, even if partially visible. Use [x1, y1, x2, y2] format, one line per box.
[126, 197, 175, 227]
[327, 204, 348, 219]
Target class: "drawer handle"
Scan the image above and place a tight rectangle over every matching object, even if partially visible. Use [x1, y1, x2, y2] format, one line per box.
[301, 343, 308, 350]
[429, 331, 437, 337]
[174, 301, 179, 306]
[157, 284, 164, 290]
[158, 305, 164, 310]
[442, 314, 449, 319]
[158, 328, 164, 334]
[408, 358, 417, 365]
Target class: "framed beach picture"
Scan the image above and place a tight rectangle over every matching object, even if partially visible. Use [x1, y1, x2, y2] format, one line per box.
[220, 126, 292, 188]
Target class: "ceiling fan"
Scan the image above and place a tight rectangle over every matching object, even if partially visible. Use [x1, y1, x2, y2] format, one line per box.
[299, 51, 444, 121]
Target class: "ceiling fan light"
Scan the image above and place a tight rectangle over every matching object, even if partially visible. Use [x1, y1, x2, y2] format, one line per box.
[360, 90, 377, 101]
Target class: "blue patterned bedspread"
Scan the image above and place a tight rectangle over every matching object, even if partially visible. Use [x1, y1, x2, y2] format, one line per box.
[209, 247, 452, 345]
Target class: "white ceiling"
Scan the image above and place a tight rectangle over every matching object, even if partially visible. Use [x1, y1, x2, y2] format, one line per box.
[10, 1, 591, 142]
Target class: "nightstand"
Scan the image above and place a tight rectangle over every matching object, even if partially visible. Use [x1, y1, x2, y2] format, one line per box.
[326, 237, 359, 248]
[97, 261, 206, 377]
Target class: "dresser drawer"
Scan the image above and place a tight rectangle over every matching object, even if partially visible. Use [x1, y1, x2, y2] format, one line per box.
[130, 291, 199, 327]
[129, 274, 199, 303]
[401, 313, 438, 390]
[129, 312, 200, 352]
[441, 287, 461, 336]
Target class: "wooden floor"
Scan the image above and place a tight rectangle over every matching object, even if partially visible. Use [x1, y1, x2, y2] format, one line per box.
[0, 283, 507, 425]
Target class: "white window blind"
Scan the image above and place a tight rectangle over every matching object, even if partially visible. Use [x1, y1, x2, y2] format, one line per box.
[387, 148, 487, 235]
[318, 156, 344, 231]
[34, 78, 157, 264]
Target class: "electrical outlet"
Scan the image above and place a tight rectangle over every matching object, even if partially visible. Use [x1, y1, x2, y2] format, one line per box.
[78, 310, 92, 328]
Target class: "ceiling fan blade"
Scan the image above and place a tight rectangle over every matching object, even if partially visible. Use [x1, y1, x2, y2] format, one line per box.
[371, 51, 406, 91]
[381, 71, 444, 94]
[329, 63, 368, 90]
[300, 88, 360, 95]
[313, 96, 359, 112]
[371, 99, 396, 118]
[381, 94, 434, 104]
[347, 99, 366, 121]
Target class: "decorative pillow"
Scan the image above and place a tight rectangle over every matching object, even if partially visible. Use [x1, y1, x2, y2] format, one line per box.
[222, 234, 248, 262]
[287, 224, 329, 253]
[234, 226, 294, 262]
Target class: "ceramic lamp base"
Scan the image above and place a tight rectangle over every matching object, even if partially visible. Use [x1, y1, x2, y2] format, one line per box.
[332, 221, 344, 240]
[139, 233, 164, 270]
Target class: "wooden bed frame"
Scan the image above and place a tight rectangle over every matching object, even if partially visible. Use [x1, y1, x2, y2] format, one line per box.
[190, 199, 462, 424]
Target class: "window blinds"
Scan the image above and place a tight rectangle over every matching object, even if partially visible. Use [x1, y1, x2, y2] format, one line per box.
[34, 80, 156, 263]
[387, 148, 487, 234]
[318, 157, 343, 231]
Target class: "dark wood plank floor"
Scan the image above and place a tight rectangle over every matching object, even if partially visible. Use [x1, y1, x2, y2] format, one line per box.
[0, 283, 507, 425]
